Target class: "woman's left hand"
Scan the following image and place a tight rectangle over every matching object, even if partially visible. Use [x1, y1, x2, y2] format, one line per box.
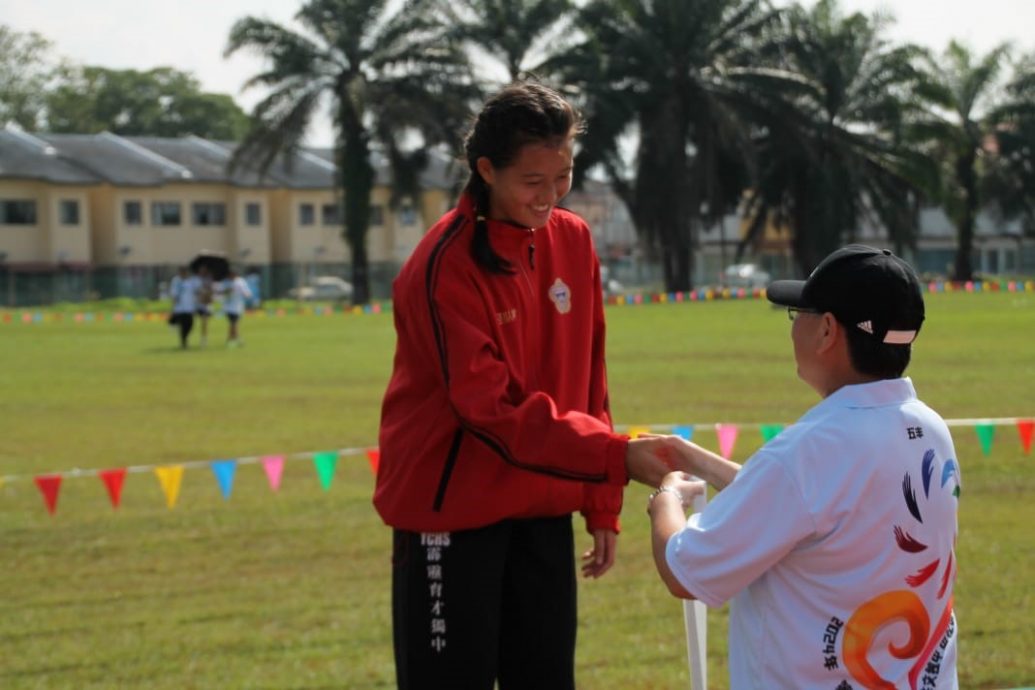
[581, 528, 617, 579]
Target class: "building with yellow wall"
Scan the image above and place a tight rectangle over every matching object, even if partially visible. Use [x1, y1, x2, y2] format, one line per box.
[0, 129, 457, 306]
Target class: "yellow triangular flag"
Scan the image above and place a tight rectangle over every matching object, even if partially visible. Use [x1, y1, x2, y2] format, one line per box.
[154, 465, 184, 508]
[628, 426, 652, 439]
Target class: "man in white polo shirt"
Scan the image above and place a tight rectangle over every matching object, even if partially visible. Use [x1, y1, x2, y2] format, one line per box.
[650, 245, 960, 689]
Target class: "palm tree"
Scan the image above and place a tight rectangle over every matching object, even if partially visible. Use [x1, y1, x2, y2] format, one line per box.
[983, 55, 1035, 236]
[548, 0, 791, 292]
[742, 0, 936, 275]
[915, 40, 1012, 281]
[435, 0, 577, 83]
[226, 0, 478, 303]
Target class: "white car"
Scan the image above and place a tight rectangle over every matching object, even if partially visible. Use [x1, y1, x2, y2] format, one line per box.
[288, 276, 354, 301]
[723, 263, 771, 289]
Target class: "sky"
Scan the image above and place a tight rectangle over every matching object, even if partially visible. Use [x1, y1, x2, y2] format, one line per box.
[4, 0, 1035, 147]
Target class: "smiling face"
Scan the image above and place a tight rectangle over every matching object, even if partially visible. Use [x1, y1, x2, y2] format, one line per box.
[476, 133, 575, 229]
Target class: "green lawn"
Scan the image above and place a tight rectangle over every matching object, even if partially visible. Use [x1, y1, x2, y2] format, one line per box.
[1, 292, 1033, 689]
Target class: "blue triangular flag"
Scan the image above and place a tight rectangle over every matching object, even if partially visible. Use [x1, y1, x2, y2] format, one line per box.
[673, 425, 694, 441]
[211, 460, 237, 500]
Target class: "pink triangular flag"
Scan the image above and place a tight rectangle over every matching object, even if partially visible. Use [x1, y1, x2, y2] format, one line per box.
[34, 474, 62, 515]
[716, 424, 739, 459]
[263, 456, 285, 491]
[1018, 420, 1034, 455]
[99, 468, 127, 508]
[366, 448, 380, 475]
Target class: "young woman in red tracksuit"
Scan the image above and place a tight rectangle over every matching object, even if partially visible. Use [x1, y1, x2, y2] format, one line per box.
[375, 82, 676, 690]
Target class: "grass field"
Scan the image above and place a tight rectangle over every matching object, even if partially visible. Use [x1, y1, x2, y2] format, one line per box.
[1, 292, 1033, 689]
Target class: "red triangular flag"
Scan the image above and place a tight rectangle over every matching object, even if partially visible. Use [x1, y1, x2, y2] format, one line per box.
[34, 474, 62, 515]
[1018, 419, 1034, 455]
[99, 468, 128, 508]
[366, 448, 380, 475]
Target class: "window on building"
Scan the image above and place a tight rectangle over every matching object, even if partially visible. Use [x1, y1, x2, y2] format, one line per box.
[124, 201, 142, 225]
[0, 200, 37, 224]
[322, 203, 342, 226]
[370, 205, 384, 226]
[59, 199, 80, 225]
[192, 202, 226, 226]
[299, 203, 315, 226]
[152, 201, 182, 226]
[399, 205, 417, 226]
[245, 202, 262, 226]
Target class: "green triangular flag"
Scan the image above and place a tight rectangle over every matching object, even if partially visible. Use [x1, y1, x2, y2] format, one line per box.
[975, 423, 995, 457]
[313, 451, 338, 490]
[761, 424, 784, 443]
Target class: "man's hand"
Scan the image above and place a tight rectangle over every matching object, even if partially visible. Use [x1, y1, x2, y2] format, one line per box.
[581, 528, 617, 579]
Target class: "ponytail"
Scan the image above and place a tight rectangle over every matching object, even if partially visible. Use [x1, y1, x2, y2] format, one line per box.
[466, 174, 514, 275]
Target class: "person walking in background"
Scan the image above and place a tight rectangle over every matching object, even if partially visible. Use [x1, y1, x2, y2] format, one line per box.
[219, 267, 253, 348]
[374, 81, 680, 690]
[195, 265, 214, 347]
[649, 245, 959, 689]
[168, 265, 198, 349]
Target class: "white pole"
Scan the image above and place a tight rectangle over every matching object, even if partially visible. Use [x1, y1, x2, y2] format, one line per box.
[683, 490, 708, 689]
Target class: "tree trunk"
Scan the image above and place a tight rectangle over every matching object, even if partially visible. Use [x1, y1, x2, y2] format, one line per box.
[953, 150, 978, 282]
[340, 107, 375, 304]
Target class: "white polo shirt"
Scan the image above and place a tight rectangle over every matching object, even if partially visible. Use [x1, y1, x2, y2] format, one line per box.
[221, 277, 253, 316]
[171, 275, 200, 314]
[667, 378, 960, 690]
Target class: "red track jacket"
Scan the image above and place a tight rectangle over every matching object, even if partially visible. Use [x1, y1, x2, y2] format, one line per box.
[374, 194, 629, 534]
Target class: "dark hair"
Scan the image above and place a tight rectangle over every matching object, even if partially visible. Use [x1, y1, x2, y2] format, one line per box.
[463, 81, 585, 274]
[843, 324, 912, 379]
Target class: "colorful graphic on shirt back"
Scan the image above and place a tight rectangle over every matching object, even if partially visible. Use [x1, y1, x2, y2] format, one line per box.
[840, 448, 960, 689]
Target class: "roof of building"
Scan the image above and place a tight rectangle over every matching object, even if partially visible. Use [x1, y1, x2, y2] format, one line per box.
[0, 127, 461, 191]
[0, 130, 102, 185]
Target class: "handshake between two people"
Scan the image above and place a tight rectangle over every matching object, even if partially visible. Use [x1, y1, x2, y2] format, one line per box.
[624, 435, 742, 506]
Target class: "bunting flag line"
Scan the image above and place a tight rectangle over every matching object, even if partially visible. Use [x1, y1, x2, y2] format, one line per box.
[313, 451, 338, 491]
[3, 279, 1033, 327]
[34, 475, 62, 515]
[975, 424, 996, 457]
[716, 424, 739, 459]
[672, 425, 694, 441]
[154, 466, 184, 509]
[3, 417, 1030, 515]
[1018, 420, 1034, 455]
[628, 426, 653, 440]
[211, 460, 237, 500]
[262, 456, 284, 491]
[99, 468, 127, 509]
[0, 301, 393, 327]
[365, 449, 380, 476]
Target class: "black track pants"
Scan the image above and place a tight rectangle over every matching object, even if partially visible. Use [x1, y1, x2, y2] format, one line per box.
[392, 515, 577, 690]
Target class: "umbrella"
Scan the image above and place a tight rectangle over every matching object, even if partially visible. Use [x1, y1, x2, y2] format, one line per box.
[189, 250, 230, 281]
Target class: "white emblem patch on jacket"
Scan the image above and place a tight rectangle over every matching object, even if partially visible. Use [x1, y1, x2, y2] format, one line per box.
[549, 278, 572, 315]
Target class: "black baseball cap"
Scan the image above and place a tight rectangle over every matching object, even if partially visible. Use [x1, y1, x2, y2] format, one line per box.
[766, 245, 925, 345]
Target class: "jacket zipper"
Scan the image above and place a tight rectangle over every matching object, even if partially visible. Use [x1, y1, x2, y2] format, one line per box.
[518, 231, 539, 391]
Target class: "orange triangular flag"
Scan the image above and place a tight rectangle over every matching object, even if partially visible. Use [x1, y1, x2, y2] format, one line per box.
[1018, 419, 1034, 455]
[154, 466, 184, 508]
[99, 469, 127, 509]
[366, 448, 380, 475]
[35, 474, 62, 515]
